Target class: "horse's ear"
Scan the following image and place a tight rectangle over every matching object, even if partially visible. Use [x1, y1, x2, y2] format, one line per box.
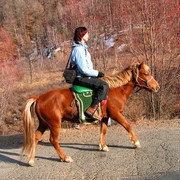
[138, 61, 144, 69]
[133, 59, 140, 65]
[132, 60, 140, 69]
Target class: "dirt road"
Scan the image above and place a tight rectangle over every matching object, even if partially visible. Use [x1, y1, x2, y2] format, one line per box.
[0, 120, 180, 180]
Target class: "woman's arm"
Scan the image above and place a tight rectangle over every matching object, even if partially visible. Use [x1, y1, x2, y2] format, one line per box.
[74, 47, 99, 77]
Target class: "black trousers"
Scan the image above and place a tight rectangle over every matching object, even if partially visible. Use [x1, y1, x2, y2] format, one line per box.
[73, 77, 109, 107]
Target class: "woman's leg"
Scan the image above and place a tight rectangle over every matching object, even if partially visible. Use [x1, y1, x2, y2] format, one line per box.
[73, 77, 109, 120]
[74, 77, 108, 103]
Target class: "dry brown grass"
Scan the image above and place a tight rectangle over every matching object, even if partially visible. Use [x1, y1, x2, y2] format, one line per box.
[0, 59, 72, 135]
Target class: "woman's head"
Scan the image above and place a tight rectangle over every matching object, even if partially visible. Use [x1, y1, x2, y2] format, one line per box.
[73, 27, 88, 43]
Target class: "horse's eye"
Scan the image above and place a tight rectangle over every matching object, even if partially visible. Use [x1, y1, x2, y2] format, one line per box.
[144, 73, 149, 76]
[140, 72, 149, 76]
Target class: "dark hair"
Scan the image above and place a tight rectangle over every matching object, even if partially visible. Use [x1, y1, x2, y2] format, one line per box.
[73, 27, 87, 43]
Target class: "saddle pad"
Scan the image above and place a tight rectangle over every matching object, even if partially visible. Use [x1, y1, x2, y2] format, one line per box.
[73, 90, 101, 123]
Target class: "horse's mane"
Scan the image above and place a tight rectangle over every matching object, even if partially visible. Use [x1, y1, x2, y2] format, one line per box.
[101, 61, 149, 88]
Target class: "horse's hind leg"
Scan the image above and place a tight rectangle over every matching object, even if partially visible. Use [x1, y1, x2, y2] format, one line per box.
[29, 123, 47, 166]
[50, 127, 73, 163]
[99, 118, 109, 151]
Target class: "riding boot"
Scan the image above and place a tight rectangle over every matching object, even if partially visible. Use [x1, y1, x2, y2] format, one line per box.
[85, 105, 102, 121]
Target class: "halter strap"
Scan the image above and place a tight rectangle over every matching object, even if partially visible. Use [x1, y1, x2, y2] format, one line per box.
[133, 71, 154, 89]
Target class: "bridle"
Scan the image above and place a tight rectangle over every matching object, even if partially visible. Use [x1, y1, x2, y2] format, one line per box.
[132, 70, 154, 91]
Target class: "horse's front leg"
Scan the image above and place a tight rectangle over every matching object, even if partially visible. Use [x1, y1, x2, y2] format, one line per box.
[99, 118, 109, 151]
[116, 113, 141, 148]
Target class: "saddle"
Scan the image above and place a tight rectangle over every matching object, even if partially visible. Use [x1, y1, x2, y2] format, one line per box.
[72, 85, 103, 123]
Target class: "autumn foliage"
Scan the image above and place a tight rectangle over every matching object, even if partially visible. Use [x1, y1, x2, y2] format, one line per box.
[0, 0, 179, 127]
[0, 27, 17, 61]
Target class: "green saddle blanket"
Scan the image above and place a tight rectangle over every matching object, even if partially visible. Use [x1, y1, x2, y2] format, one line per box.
[72, 85, 101, 123]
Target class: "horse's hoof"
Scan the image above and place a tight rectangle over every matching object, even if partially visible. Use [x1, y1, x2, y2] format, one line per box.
[64, 156, 73, 163]
[28, 160, 34, 166]
[134, 140, 141, 148]
[99, 144, 109, 152]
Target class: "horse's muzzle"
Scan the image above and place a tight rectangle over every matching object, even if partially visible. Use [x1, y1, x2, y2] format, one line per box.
[153, 85, 160, 93]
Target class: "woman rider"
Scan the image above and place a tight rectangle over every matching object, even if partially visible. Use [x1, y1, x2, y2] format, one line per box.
[70, 27, 109, 120]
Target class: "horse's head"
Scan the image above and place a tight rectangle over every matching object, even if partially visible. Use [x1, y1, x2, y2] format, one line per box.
[132, 61, 160, 93]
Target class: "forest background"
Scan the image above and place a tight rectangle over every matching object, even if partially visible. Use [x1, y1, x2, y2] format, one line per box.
[0, 0, 179, 134]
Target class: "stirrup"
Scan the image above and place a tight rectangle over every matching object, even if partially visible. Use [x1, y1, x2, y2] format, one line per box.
[85, 107, 102, 120]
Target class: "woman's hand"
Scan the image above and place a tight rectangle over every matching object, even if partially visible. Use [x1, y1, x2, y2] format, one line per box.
[98, 72, 104, 77]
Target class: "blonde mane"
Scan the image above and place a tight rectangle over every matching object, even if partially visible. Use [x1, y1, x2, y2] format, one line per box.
[101, 61, 141, 88]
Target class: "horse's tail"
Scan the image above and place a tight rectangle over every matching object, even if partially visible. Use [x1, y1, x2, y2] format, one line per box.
[21, 96, 37, 159]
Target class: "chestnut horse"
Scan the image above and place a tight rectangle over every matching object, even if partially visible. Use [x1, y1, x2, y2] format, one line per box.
[21, 61, 159, 166]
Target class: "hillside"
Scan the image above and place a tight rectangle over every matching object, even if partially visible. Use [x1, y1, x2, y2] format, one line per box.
[0, 0, 179, 134]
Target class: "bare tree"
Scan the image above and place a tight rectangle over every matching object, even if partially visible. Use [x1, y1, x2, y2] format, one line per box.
[119, 0, 179, 119]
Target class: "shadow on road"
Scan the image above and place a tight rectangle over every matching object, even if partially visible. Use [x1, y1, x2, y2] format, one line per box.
[0, 151, 28, 166]
[0, 150, 60, 166]
[0, 135, 135, 167]
[0, 134, 24, 149]
[39, 141, 136, 151]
